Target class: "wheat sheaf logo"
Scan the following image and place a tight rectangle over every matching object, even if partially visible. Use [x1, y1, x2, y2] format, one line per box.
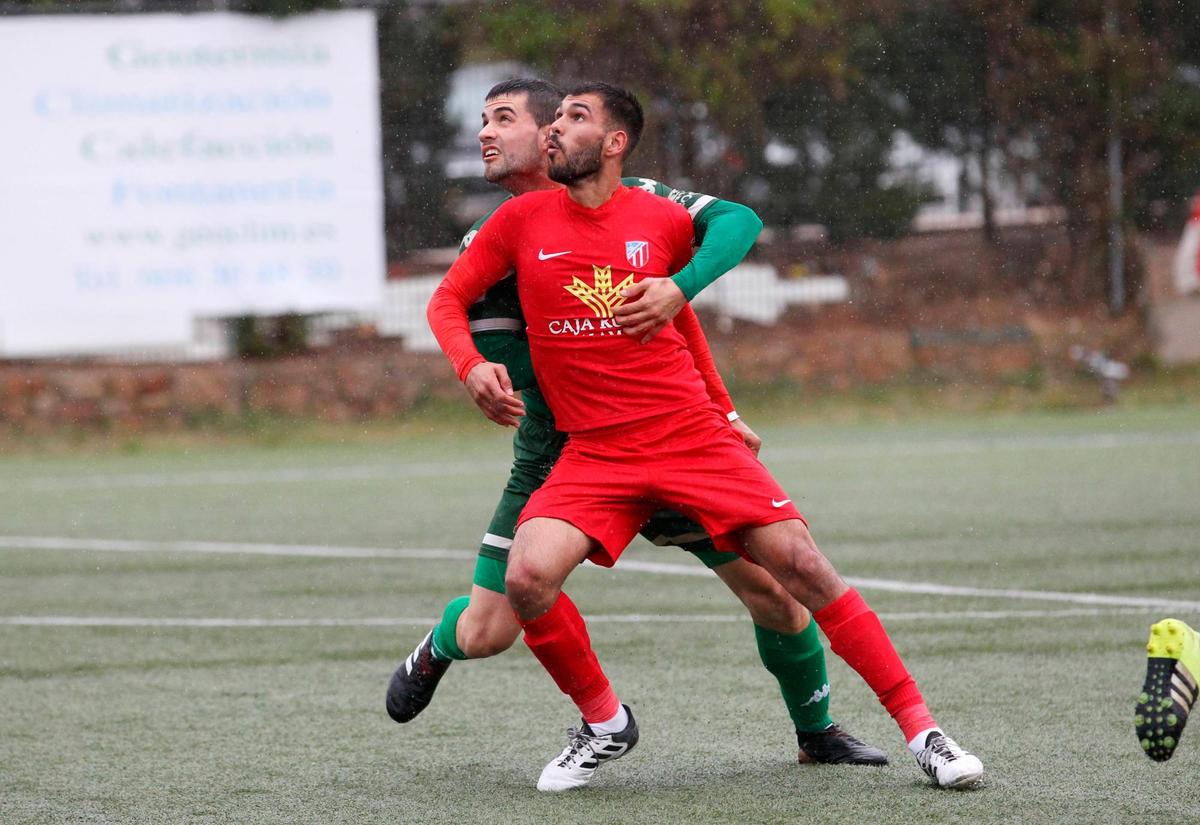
[564, 265, 636, 319]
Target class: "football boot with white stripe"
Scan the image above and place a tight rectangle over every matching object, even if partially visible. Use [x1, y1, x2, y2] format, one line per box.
[385, 630, 451, 723]
[1136, 618, 1199, 762]
[913, 731, 984, 788]
[536, 704, 639, 792]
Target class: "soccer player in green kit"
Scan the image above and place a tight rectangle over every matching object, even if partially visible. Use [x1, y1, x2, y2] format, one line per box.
[386, 78, 884, 766]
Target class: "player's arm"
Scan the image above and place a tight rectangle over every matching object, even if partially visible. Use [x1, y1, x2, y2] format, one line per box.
[672, 303, 761, 456]
[427, 214, 526, 427]
[615, 179, 763, 343]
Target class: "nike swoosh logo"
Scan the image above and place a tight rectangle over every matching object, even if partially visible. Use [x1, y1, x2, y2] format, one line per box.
[771, 499, 792, 508]
[538, 249, 571, 260]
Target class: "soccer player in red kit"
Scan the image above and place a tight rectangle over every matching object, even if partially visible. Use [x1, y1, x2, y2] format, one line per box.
[427, 82, 985, 792]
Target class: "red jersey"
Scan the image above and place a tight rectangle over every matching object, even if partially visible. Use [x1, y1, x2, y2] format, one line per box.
[429, 185, 717, 434]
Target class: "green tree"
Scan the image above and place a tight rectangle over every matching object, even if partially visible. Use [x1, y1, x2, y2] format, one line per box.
[873, 2, 1008, 240]
[378, 2, 462, 256]
[470, 0, 925, 240]
[977, 0, 1200, 302]
[868, 0, 1200, 302]
[1126, 5, 1200, 232]
[758, 11, 932, 241]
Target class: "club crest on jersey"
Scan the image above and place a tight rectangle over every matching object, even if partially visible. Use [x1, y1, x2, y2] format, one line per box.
[625, 240, 649, 268]
[564, 264, 635, 319]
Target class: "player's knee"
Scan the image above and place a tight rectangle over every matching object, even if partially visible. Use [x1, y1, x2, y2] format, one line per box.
[777, 544, 845, 609]
[791, 544, 824, 578]
[457, 612, 520, 658]
[752, 524, 833, 595]
[777, 546, 827, 590]
[503, 560, 530, 598]
[504, 558, 552, 614]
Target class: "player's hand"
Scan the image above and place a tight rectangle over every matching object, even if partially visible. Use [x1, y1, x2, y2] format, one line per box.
[464, 362, 524, 427]
[614, 277, 686, 344]
[731, 417, 762, 456]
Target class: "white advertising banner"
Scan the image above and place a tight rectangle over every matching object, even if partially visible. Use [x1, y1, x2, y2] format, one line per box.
[0, 11, 384, 356]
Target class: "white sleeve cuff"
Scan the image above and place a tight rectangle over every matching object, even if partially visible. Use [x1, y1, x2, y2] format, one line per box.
[727, 411, 740, 422]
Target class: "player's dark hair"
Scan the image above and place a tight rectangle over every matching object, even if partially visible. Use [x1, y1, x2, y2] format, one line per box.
[485, 78, 564, 128]
[564, 82, 644, 158]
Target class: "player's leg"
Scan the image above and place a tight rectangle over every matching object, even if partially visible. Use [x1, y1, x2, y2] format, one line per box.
[739, 518, 983, 788]
[507, 516, 640, 792]
[1136, 618, 1199, 761]
[641, 510, 885, 765]
[454, 584, 521, 657]
[450, 410, 566, 659]
[647, 414, 981, 787]
[385, 412, 564, 724]
[384, 558, 519, 724]
[710, 556, 888, 765]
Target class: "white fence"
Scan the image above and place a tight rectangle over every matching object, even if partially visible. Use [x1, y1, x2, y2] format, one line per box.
[78, 263, 846, 362]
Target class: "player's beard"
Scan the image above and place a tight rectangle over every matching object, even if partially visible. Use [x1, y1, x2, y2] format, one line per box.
[548, 138, 603, 185]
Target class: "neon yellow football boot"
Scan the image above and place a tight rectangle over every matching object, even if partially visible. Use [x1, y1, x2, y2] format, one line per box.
[1136, 618, 1200, 761]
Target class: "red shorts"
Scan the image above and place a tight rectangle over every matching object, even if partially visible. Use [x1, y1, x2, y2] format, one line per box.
[518, 404, 805, 566]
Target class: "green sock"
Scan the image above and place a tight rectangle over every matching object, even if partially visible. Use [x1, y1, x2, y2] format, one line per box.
[430, 596, 471, 662]
[754, 621, 834, 733]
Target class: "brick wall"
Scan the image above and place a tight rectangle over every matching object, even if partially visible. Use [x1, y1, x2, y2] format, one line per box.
[0, 302, 1148, 434]
[713, 302, 1145, 390]
[0, 345, 457, 434]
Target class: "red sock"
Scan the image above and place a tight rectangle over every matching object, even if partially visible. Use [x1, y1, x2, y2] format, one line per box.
[814, 588, 936, 742]
[518, 593, 620, 724]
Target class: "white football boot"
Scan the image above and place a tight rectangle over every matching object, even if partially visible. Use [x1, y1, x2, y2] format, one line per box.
[536, 704, 639, 792]
[913, 730, 984, 788]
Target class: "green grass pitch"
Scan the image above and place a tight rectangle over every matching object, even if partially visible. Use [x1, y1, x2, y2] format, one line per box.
[1, 403, 1198, 824]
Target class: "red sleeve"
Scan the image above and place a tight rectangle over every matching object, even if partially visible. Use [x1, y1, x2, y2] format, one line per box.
[426, 205, 517, 381]
[673, 303, 734, 416]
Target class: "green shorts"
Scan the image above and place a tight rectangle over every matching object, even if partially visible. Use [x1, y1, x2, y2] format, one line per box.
[473, 397, 739, 594]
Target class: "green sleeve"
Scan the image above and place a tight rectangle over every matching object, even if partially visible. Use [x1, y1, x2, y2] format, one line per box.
[620, 176, 763, 301]
[670, 198, 763, 301]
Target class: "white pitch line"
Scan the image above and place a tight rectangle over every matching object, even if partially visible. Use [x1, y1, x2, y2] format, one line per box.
[0, 460, 510, 493]
[844, 576, 1200, 613]
[2, 430, 1196, 493]
[0, 616, 439, 627]
[766, 430, 1200, 462]
[0, 606, 1180, 629]
[615, 559, 1200, 612]
[3, 534, 1199, 614]
[0, 536, 472, 561]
